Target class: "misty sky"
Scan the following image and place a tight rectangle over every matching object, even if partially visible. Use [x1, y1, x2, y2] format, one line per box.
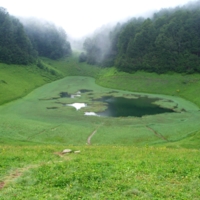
[0, 0, 194, 38]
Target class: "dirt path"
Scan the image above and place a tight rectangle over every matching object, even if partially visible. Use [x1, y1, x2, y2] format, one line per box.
[87, 130, 97, 145]
[0, 182, 5, 190]
[0, 156, 69, 190]
[146, 125, 169, 141]
[87, 123, 103, 145]
[0, 147, 77, 191]
[0, 166, 34, 190]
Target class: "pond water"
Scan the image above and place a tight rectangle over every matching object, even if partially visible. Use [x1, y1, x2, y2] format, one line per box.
[44, 89, 176, 117]
[95, 96, 175, 117]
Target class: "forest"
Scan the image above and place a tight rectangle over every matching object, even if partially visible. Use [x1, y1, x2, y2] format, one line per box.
[0, 7, 71, 65]
[82, 1, 200, 74]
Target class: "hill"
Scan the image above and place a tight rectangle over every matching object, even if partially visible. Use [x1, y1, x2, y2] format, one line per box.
[0, 54, 100, 105]
[0, 54, 200, 199]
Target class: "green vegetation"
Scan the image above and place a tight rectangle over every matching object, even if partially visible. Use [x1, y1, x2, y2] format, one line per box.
[0, 7, 71, 65]
[42, 53, 101, 78]
[22, 18, 71, 59]
[0, 7, 36, 64]
[0, 62, 61, 105]
[0, 54, 100, 105]
[0, 75, 199, 147]
[0, 145, 199, 199]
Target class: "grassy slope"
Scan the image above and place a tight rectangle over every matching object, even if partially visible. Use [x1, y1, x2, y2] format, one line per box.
[41, 53, 100, 78]
[0, 55, 200, 199]
[0, 62, 62, 105]
[0, 54, 100, 105]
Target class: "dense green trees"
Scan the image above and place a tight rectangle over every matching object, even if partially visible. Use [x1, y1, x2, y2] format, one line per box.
[83, 1, 200, 74]
[0, 7, 37, 64]
[0, 8, 71, 65]
[116, 3, 200, 73]
[22, 18, 71, 59]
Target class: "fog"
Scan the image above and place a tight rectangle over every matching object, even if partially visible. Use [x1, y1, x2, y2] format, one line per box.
[0, 0, 194, 39]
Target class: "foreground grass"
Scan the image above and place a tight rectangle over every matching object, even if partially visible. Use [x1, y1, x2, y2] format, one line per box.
[0, 144, 199, 199]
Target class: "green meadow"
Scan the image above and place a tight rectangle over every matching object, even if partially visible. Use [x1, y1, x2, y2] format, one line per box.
[0, 55, 200, 199]
[0, 76, 199, 147]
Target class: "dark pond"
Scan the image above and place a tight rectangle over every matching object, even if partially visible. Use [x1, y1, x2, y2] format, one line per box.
[59, 92, 71, 98]
[96, 96, 175, 117]
[79, 89, 93, 93]
[59, 90, 93, 98]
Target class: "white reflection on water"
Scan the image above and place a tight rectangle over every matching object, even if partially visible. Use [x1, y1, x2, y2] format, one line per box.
[84, 112, 99, 116]
[71, 94, 81, 98]
[67, 103, 87, 110]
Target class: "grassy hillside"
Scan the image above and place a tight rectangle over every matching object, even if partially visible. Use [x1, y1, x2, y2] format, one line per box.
[41, 53, 100, 78]
[0, 62, 62, 105]
[0, 54, 100, 105]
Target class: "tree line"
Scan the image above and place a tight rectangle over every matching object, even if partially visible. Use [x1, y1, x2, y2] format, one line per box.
[0, 7, 71, 65]
[82, 1, 200, 74]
